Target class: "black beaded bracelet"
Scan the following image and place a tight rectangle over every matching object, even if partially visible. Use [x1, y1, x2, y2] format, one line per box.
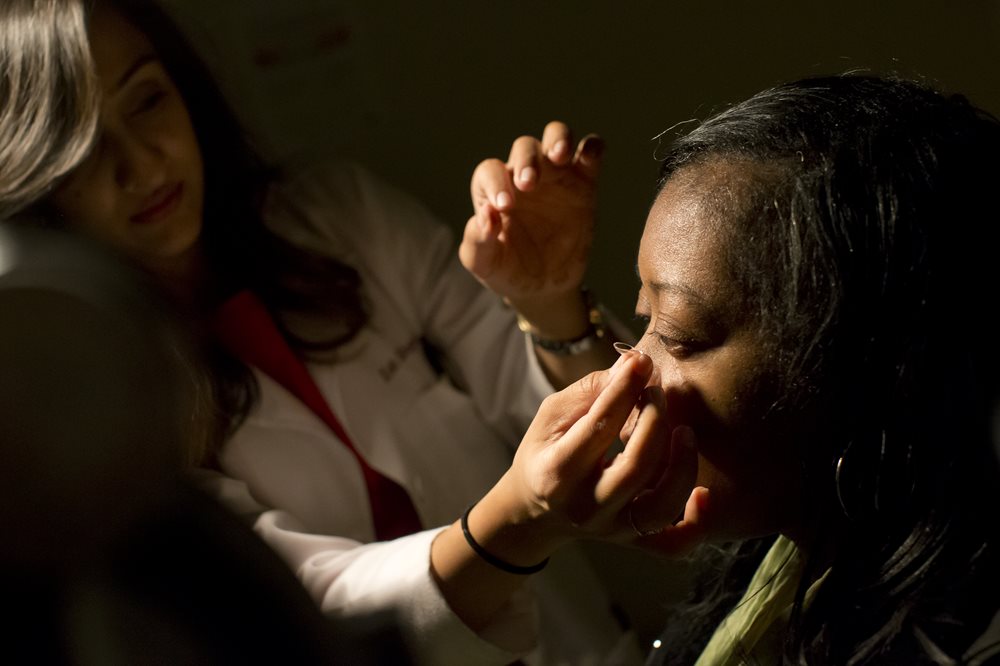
[460, 503, 549, 575]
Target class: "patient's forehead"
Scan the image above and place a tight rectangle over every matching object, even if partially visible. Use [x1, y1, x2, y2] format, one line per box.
[639, 163, 740, 307]
[647, 157, 771, 249]
[639, 157, 786, 318]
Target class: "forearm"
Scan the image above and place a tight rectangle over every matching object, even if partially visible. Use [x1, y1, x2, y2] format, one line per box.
[430, 475, 563, 632]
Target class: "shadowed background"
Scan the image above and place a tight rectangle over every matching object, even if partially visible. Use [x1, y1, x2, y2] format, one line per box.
[154, 0, 1000, 647]
[160, 0, 1000, 334]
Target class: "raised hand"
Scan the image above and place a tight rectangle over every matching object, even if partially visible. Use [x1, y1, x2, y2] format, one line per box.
[460, 121, 603, 333]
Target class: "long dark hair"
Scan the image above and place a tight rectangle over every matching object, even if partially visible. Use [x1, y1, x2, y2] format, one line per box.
[654, 74, 1000, 664]
[104, 0, 368, 463]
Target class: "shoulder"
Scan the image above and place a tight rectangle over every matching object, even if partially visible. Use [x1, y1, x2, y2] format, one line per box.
[267, 159, 428, 221]
[262, 159, 450, 249]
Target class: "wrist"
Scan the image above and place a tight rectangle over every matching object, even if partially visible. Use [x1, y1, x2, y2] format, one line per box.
[462, 503, 549, 574]
[506, 289, 590, 341]
[508, 288, 607, 355]
[467, 480, 566, 568]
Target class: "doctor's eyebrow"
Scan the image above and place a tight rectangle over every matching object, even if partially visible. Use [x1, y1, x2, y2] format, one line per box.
[115, 53, 159, 92]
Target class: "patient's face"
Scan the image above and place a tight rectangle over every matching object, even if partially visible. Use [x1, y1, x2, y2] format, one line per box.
[634, 160, 805, 542]
[48, 4, 204, 277]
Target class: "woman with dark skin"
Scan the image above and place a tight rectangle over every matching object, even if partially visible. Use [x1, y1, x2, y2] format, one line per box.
[474, 73, 1000, 664]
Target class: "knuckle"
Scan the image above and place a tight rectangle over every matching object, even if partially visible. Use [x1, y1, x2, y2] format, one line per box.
[537, 391, 563, 417]
[474, 158, 503, 175]
[576, 370, 604, 396]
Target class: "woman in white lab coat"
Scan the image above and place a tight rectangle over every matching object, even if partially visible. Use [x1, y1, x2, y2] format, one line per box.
[34, 1, 649, 664]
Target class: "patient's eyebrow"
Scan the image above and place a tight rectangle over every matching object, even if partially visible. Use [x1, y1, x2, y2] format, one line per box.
[636, 266, 707, 306]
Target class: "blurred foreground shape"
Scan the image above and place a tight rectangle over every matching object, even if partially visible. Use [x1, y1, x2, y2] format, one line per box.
[0, 224, 411, 665]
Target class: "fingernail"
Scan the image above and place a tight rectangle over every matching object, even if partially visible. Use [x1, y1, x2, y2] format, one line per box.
[631, 350, 653, 375]
[495, 191, 511, 209]
[550, 140, 568, 160]
[518, 166, 536, 185]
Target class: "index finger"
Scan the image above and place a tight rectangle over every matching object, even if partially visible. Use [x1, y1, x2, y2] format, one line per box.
[470, 158, 515, 213]
[507, 135, 543, 193]
[541, 120, 574, 166]
[555, 352, 654, 470]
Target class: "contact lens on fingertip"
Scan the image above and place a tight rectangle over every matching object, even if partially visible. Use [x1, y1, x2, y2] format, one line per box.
[612, 342, 661, 386]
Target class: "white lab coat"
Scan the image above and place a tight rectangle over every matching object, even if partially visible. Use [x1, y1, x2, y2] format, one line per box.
[198, 162, 642, 665]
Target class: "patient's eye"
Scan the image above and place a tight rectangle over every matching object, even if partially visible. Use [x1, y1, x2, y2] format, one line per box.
[634, 312, 709, 359]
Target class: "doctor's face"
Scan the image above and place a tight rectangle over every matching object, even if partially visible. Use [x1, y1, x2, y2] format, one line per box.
[634, 159, 806, 543]
[48, 4, 204, 275]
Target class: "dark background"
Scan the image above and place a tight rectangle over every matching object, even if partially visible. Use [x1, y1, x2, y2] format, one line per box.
[162, 0, 1000, 331]
[155, 1, 1000, 644]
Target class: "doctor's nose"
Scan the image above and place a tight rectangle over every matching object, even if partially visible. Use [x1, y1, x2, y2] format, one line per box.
[113, 134, 167, 195]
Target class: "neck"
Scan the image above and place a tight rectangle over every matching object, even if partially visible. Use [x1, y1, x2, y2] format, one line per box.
[144, 244, 216, 316]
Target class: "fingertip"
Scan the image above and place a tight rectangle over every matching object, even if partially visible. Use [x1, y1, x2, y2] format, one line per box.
[516, 165, 537, 191]
[494, 190, 512, 210]
[548, 139, 570, 164]
[673, 425, 695, 450]
[640, 383, 665, 405]
[682, 486, 710, 525]
[630, 351, 654, 382]
[477, 203, 502, 241]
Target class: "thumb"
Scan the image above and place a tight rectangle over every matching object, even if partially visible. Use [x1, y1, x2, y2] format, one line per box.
[458, 204, 502, 280]
[573, 134, 605, 180]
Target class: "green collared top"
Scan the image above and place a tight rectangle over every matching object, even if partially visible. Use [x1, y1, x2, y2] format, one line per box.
[694, 536, 829, 666]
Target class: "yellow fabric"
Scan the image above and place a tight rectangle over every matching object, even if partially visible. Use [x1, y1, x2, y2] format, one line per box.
[694, 536, 829, 666]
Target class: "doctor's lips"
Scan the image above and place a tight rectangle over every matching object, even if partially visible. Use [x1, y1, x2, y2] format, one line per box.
[131, 183, 183, 224]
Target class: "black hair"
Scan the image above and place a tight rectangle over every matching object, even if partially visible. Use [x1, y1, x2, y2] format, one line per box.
[101, 0, 368, 463]
[651, 74, 1000, 664]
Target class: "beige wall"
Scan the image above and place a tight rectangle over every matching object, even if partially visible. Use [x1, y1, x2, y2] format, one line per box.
[162, 0, 1000, 330]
